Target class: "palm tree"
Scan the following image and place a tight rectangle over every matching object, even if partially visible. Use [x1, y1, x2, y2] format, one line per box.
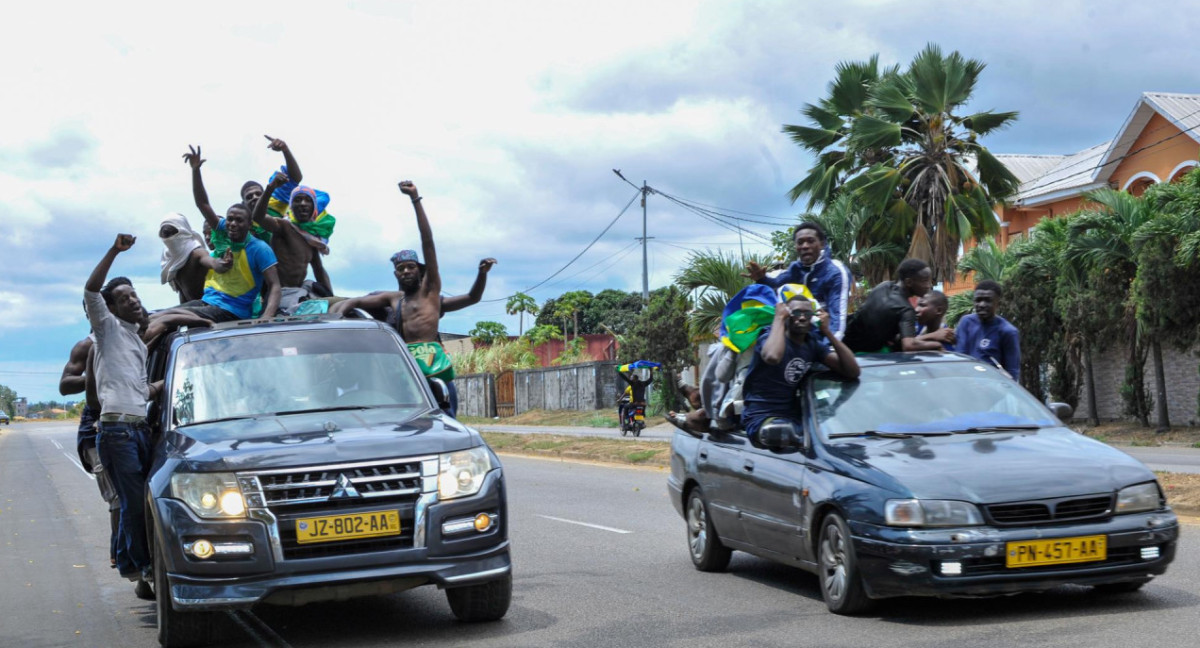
[955, 236, 1014, 284]
[785, 44, 1021, 283]
[553, 290, 591, 340]
[505, 292, 539, 336]
[674, 249, 774, 341]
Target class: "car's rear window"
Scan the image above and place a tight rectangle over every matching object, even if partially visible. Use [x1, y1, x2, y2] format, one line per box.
[169, 329, 429, 426]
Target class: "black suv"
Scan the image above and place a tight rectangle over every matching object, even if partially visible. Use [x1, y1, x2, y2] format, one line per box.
[145, 316, 510, 647]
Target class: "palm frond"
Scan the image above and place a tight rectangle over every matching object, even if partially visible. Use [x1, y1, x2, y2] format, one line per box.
[847, 115, 902, 151]
[964, 110, 1019, 136]
[782, 123, 842, 152]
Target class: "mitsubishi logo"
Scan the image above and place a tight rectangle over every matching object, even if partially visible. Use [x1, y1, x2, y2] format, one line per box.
[330, 473, 361, 499]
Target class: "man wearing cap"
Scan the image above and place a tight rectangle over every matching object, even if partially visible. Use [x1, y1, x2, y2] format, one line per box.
[740, 293, 859, 447]
[330, 181, 496, 415]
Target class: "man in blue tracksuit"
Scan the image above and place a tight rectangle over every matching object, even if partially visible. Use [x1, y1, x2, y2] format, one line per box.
[954, 280, 1021, 382]
[745, 222, 851, 339]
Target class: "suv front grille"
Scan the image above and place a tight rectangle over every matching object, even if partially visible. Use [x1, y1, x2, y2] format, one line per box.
[240, 456, 437, 560]
[986, 494, 1113, 525]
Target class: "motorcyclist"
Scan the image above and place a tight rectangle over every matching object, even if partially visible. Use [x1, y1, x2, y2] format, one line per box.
[617, 368, 655, 429]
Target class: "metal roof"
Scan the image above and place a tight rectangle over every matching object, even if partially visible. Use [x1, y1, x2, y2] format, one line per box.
[1002, 92, 1200, 207]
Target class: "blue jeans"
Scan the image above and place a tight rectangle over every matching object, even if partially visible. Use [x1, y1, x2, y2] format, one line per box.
[97, 421, 152, 576]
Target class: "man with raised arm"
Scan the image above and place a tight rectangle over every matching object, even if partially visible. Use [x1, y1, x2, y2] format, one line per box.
[84, 235, 159, 588]
[745, 222, 851, 339]
[158, 212, 231, 304]
[176, 145, 281, 321]
[330, 181, 496, 415]
[250, 170, 334, 311]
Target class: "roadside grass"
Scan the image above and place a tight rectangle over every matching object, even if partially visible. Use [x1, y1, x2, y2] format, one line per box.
[481, 432, 669, 469]
[1157, 472, 1200, 516]
[1072, 422, 1200, 447]
[460, 409, 620, 429]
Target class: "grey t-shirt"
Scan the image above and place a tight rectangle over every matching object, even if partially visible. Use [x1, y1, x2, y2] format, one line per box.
[84, 290, 148, 417]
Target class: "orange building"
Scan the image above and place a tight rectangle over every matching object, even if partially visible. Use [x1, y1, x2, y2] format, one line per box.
[946, 92, 1200, 294]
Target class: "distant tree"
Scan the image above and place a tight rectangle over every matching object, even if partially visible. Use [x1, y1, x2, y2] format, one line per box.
[505, 292, 539, 336]
[620, 286, 692, 412]
[0, 384, 16, 417]
[580, 289, 643, 336]
[523, 324, 563, 348]
[469, 321, 509, 346]
[553, 290, 592, 340]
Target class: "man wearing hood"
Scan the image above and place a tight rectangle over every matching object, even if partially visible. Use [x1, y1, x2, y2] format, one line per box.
[745, 222, 851, 339]
[249, 171, 334, 312]
[158, 213, 231, 303]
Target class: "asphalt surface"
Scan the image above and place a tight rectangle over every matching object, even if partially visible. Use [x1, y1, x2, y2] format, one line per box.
[1, 421, 1197, 648]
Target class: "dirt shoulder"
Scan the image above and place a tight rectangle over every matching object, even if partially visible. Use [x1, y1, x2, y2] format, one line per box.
[481, 416, 1200, 517]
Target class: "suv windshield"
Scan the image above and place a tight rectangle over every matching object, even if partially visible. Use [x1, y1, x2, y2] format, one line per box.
[812, 361, 1056, 438]
[170, 329, 429, 426]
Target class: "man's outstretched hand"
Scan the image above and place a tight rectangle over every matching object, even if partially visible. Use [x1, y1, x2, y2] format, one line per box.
[268, 171, 290, 191]
[113, 234, 136, 252]
[182, 145, 205, 170]
[398, 181, 419, 199]
[264, 135, 289, 152]
[743, 261, 767, 281]
[479, 258, 498, 273]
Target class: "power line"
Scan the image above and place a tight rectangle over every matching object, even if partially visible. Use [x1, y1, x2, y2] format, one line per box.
[540, 239, 641, 292]
[479, 189, 642, 303]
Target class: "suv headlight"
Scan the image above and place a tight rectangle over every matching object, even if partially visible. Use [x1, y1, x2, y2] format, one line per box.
[885, 499, 983, 527]
[170, 472, 246, 518]
[438, 447, 493, 500]
[1116, 482, 1162, 514]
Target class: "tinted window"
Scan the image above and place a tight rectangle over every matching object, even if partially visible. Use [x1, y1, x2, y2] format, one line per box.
[812, 361, 1055, 437]
[170, 329, 429, 426]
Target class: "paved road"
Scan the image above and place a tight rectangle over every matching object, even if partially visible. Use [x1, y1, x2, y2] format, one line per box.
[477, 422, 1200, 474]
[2, 421, 1197, 648]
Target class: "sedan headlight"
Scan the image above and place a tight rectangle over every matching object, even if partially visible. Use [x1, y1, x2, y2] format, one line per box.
[1116, 482, 1162, 514]
[885, 499, 983, 527]
[438, 447, 493, 500]
[170, 472, 246, 518]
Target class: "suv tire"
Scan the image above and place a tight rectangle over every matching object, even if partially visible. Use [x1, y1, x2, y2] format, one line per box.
[156, 539, 217, 647]
[446, 572, 512, 622]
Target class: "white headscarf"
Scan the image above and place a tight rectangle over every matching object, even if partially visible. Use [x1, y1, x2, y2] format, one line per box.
[159, 213, 207, 288]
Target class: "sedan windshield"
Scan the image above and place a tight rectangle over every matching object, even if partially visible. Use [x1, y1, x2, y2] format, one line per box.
[812, 360, 1057, 438]
[170, 329, 430, 426]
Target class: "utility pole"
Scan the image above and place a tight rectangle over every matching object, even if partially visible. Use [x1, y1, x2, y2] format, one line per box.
[641, 181, 649, 303]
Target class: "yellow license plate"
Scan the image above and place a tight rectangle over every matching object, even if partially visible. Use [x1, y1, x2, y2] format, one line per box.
[296, 511, 401, 544]
[1006, 535, 1107, 568]
[634, 414, 644, 420]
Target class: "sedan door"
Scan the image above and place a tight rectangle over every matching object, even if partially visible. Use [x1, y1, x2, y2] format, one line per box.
[736, 440, 808, 559]
[696, 432, 751, 546]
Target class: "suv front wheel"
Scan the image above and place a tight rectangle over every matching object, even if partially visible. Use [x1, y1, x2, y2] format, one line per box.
[445, 573, 512, 622]
[155, 537, 218, 647]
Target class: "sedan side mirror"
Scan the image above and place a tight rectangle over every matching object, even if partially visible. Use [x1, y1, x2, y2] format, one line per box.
[756, 420, 802, 452]
[1048, 402, 1073, 422]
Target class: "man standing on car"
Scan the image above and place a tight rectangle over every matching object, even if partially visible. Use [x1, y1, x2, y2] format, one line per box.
[954, 280, 1021, 382]
[741, 295, 859, 447]
[842, 258, 945, 353]
[744, 222, 851, 339]
[84, 235, 160, 586]
[330, 181, 497, 416]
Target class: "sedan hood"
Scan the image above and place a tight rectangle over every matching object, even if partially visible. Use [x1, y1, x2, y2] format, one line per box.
[166, 408, 477, 471]
[825, 427, 1156, 503]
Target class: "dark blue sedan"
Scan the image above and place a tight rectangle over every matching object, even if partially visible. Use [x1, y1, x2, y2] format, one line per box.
[668, 353, 1178, 614]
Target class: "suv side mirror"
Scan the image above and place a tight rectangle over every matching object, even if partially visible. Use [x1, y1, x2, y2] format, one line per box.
[1048, 402, 1073, 422]
[428, 378, 451, 410]
[756, 420, 802, 452]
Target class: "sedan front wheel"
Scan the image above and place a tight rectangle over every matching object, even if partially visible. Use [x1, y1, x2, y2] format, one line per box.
[817, 512, 871, 614]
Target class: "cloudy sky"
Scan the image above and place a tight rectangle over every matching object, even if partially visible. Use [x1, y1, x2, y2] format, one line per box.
[3, 0, 1199, 403]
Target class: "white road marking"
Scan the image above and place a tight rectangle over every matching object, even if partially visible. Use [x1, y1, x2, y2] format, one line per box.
[51, 439, 63, 450]
[64, 453, 94, 480]
[537, 514, 632, 534]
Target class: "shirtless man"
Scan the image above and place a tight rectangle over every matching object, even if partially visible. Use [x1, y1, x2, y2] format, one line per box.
[330, 181, 496, 414]
[250, 171, 334, 311]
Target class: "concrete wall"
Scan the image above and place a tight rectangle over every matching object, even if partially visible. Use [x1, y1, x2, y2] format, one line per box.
[514, 361, 621, 413]
[454, 373, 495, 419]
[1075, 345, 1200, 425]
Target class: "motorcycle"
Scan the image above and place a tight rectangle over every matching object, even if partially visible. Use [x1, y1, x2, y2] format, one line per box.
[620, 401, 646, 437]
